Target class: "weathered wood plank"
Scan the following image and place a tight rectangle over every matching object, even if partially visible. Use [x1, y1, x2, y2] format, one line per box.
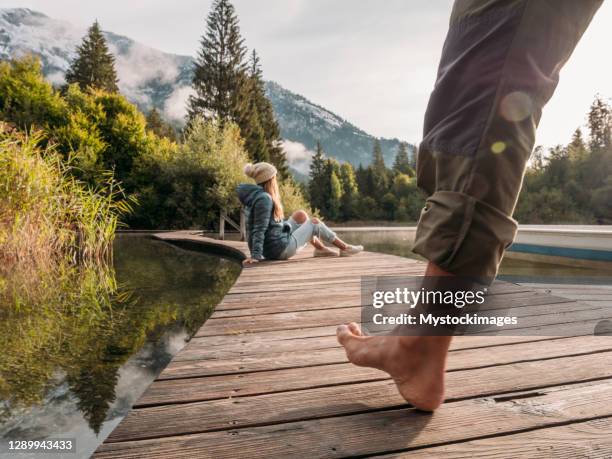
[138, 349, 612, 407]
[107, 350, 612, 442]
[160, 333, 612, 379]
[194, 300, 609, 337]
[386, 417, 612, 458]
[211, 289, 574, 318]
[177, 334, 577, 361]
[95, 380, 612, 458]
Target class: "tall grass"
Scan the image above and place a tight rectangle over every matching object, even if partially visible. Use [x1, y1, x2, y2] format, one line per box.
[0, 126, 134, 268]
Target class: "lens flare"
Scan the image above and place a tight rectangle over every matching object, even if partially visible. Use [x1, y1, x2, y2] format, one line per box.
[500, 91, 533, 122]
[491, 141, 506, 154]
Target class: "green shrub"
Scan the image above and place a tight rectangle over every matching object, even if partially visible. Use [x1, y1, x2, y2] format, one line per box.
[128, 117, 251, 229]
[0, 56, 312, 231]
[0, 56, 68, 129]
[0, 57, 154, 186]
[279, 178, 313, 216]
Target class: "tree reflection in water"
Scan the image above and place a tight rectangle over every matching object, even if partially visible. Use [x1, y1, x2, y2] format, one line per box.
[0, 235, 240, 448]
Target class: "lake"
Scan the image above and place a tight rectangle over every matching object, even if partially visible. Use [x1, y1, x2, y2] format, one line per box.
[334, 228, 612, 283]
[0, 235, 241, 458]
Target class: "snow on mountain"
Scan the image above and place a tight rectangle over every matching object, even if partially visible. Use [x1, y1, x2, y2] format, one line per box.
[0, 8, 193, 121]
[0, 7, 412, 170]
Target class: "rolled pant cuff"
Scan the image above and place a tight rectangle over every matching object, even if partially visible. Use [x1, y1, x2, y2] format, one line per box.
[412, 190, 518, 282]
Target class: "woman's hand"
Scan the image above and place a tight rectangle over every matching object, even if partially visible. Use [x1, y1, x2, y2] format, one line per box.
[242, 257, 260, 266]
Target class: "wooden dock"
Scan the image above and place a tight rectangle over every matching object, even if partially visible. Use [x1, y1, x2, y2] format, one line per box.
[94, 231, 612, 458]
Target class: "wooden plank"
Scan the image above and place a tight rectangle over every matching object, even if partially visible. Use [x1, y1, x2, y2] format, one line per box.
[387, 417, 612, 458]
[207, 295, 581, 331]
[138, 348, 612, 407]
[216, 279, 534, 311]
[233, 265, 426, 285]
[226, 277, 530, 296]
[160, 333, 612, 380]
[94, 380, 612, 458]
[228, 276, 533, 296]
[211, 289, 574, 318]
[194, 300, 609, 337]
[178, 334, 573, 361]
[107, 350, 612, 442]
[185, 310, 609, 359]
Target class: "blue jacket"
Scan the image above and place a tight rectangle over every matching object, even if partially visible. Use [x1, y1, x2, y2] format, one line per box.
[237, 184, 291, 260]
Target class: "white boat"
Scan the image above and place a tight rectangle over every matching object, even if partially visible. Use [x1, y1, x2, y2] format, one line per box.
[333, 225, 612, 268]
[507, 225, 612, 268]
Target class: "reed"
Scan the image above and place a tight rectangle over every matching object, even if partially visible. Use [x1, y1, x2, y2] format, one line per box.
[0, 127, 134, 268]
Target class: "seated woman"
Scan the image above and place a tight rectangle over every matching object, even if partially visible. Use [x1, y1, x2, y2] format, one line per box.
[237, 162, 363, 265]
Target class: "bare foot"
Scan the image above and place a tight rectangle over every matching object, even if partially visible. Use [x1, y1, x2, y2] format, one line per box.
[336, 322, 450, 411]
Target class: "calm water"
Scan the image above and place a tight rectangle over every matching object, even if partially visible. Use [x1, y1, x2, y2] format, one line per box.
[0, 236, 241, 458]
[335, 229, 612, 283]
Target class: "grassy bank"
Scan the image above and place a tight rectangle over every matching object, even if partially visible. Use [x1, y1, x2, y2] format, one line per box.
[0, 127, 133, 268]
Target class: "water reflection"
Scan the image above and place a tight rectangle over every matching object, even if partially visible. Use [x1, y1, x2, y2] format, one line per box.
[0, 236, 240, 458]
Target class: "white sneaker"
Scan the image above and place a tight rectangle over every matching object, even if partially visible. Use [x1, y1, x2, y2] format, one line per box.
[314, 247, 338, 257]
[340, 244, 364, 257]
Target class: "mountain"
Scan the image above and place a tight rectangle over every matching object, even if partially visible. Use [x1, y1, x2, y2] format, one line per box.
[0, 8, 413, 174]
[0, 8, 194, 120]
[266, 82, 411, 170]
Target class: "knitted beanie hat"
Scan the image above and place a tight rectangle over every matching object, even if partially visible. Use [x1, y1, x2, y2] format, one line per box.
[244, 162, 277, 184]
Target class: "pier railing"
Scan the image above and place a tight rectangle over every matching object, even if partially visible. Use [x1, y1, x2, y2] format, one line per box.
[219, 208, 246, 241]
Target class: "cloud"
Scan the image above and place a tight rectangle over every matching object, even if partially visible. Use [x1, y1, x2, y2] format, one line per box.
[111, 41, 180, 88]
[46, 70, 65, 86]
[163, 85, 194, 121]
[4, 0, 610, 149]
[281, 140, 315, 175]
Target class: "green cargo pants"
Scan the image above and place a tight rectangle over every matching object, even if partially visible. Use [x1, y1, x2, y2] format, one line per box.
[413, 0, 602, 282]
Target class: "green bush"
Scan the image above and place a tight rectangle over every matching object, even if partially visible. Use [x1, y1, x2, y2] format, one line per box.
[0, 56, 156, 186]
[0, 56, 313, 231]
[128, 117, 251, 229]
[0, 56, 68, 129]
[279, 178, 313, 217]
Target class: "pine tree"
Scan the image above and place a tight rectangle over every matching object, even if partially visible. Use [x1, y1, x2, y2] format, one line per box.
[409, 144, 417, 169]
[146, 108, 177, 140]
[339, 162, 358, 221]
[328, 170, 343, 221]
[240, 50, 288, 175]
[189, 3, 288, 176]
[370, 139, 390, 197]
[567, 128, 587, 161]
[65, 21, 119, 93]
[530, 146, 545, 172]
[588, 95, 611, 152]
[188, 0, 247, 122]
[372, 139, 386, 171]
[392, 142, 414, 176]
[355, 164, 367, 194]
[308, 142, 327, 212]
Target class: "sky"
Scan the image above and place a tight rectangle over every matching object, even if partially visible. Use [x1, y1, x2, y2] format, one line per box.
[1, 0, 610, 149]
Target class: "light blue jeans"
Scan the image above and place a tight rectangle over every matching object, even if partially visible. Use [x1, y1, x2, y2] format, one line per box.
[278, 217, 337, 260]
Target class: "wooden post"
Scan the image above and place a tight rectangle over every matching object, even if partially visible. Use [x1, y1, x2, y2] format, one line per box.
[220, 208, 245, 240]
[219, 209, 226, 240]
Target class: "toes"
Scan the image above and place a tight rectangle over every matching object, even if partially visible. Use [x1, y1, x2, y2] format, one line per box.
[347, 322, 362, 336]
[336, 324, 353, 345]
[336, 323, 366, 345]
